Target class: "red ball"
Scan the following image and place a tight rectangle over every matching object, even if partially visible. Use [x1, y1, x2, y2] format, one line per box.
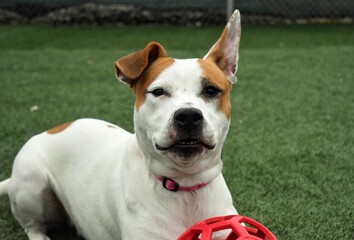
[178, 215, 277, 240]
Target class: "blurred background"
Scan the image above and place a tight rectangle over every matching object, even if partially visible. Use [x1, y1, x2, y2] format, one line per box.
[0, 0, 353, 25]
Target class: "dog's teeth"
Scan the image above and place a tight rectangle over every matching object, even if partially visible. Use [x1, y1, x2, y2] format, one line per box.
[178, 140, 198, 145]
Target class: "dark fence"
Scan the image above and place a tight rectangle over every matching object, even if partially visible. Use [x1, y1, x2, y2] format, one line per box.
[0, 0, 353, 25]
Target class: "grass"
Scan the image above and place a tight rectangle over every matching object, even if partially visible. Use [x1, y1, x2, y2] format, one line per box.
[0, 23, 353, 239]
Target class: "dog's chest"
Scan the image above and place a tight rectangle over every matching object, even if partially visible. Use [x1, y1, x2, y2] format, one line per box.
[121, 191, 210, 239]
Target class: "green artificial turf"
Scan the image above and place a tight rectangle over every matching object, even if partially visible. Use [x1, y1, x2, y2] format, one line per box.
[0, 24, 353, 239]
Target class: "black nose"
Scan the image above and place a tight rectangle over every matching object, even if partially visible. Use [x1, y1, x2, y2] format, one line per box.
[173, 108, 204, 131]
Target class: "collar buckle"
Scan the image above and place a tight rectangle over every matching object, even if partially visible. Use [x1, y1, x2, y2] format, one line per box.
[162, 177, 180, 192]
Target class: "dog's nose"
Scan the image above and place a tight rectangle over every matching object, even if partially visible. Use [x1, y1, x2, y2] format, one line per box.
[174, 108, 204, 131]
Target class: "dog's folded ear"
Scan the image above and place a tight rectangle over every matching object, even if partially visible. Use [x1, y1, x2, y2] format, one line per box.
[203, 10, 241, 84]
[115, 42, 167, 87]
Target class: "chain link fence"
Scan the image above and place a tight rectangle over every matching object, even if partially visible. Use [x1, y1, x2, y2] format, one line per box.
[0, 0, 353, 25]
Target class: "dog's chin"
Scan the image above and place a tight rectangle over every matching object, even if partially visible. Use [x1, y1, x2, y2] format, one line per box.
[156, 138, 215, 162]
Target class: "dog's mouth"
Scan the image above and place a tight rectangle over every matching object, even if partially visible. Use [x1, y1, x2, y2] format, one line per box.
[156, 137, 215, 153]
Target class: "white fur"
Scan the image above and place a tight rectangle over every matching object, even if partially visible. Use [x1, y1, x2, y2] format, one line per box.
[0, 10, 242, 240]
[0, 179, 9, 197]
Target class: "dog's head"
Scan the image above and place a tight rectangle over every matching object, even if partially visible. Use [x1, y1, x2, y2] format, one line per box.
[115, 11, 241, 176]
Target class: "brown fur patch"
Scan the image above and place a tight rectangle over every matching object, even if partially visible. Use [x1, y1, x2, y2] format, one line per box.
[205, 27, 229, 74]
[132, 57, 175, 110]
[115, 42, 167, 86]
[47, 122, 73, 134]
[198, 59, 232, 119]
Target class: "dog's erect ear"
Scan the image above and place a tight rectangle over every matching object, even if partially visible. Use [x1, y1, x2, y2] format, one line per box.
[115, 42, 167, 86]
[203, 10, 241, 84]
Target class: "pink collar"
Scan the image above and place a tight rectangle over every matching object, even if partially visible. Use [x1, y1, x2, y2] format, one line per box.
[155, 176, 210, 192]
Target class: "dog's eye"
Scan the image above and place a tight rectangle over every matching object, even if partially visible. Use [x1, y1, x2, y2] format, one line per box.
[203, 86, 222, 98]
[150, 88, 165, 97]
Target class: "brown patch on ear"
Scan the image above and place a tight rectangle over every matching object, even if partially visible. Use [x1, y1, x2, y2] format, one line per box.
[132, 57, 175, 110]
[114, 42, 167, 86]
[204, 10, 241, 84]
[47, 122, 73, 134]
[205, 28, 230, 75]
[198, 59, 232, 119]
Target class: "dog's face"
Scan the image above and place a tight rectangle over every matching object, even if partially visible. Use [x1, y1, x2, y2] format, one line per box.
[115, 11, 241, 175]
[133, 58, 231, 168]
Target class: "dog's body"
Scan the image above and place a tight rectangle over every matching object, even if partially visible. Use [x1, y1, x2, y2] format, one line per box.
[0, 10, 241, 240]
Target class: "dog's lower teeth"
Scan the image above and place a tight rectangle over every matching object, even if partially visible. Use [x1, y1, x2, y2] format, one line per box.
[179, 141, 197, 145]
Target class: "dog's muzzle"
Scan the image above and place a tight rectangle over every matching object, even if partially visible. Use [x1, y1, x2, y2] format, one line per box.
[156, 108, 215, 159]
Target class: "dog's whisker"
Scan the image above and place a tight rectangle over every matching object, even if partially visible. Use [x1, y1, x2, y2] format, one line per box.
[116, 103, 134, 110]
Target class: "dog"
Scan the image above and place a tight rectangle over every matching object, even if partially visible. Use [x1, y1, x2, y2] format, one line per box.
[0, 10, 241, 240]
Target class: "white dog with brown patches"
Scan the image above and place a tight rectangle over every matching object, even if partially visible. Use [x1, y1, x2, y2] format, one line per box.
[0, 10, 241, 240]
